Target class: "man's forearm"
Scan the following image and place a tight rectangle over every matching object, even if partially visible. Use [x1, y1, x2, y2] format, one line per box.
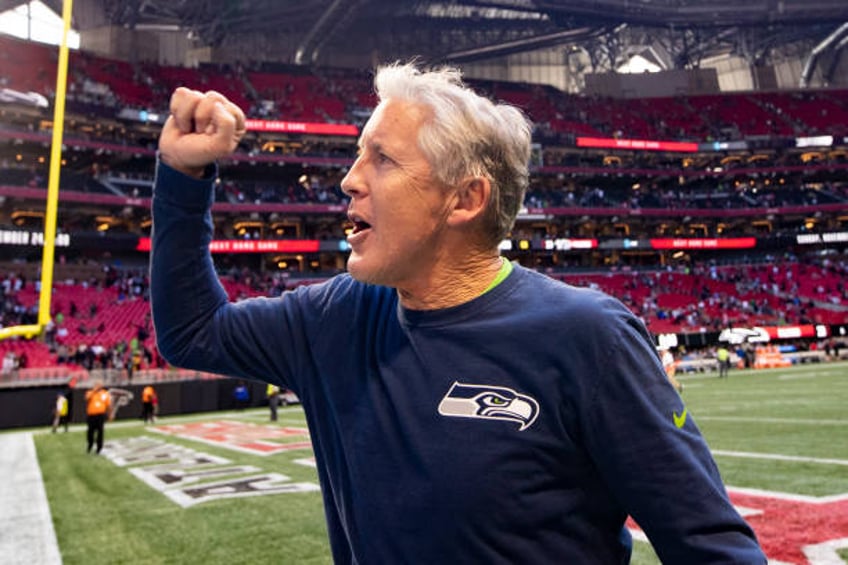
[150, 158, 229, 368]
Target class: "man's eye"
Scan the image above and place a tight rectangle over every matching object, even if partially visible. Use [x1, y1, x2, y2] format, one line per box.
[377, 153, 392, 164]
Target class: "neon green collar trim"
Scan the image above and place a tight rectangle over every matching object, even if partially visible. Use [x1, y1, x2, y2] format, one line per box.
[482, 257, 513, 295]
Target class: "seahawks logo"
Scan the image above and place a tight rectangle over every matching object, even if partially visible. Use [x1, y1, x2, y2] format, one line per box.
[438, 382, 540, 431]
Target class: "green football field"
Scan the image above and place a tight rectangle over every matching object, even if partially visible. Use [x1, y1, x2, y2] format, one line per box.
[21, 361, 848, 564]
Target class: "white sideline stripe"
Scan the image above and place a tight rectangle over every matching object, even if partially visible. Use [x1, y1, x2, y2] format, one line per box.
[699, 416, 848, 426]
[778, 372, 830, 380]
[714, 449, 848, 467]
[0, 433, 62, 565]
[27, 409, 308, 436]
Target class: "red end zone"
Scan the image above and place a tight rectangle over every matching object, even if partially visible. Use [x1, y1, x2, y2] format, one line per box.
[152, 420, 313, 456]
[628, 488, 848, 564]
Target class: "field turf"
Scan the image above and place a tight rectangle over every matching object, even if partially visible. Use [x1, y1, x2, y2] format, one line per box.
[27, 361, 848, 564]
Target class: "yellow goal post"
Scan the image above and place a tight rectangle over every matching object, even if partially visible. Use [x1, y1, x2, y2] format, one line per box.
[0, 0, 73, 341]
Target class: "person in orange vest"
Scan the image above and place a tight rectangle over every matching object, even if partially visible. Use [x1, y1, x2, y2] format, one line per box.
[141, 384, 157, 424]
[85, 380, 111, 454]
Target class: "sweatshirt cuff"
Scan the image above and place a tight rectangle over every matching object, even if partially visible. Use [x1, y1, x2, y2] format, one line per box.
[153, 156, 218, 209]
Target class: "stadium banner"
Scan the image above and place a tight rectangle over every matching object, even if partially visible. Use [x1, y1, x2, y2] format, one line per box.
[576, 136, 699, 153]
[541, 238, 598, 251]
[697, 140, 749, 152]
[0, 229, 70, 247]
[650, 237, 756, 250]
[69, 234, 827, 255]
[795, 135, 833, 148]
[135, 237, 319, 253]
[126, 236, 782, 254]
[718, 324, 829, 344]
[245, 119, 358, 136]
[599, 238, 645, 250]
[118, 108, 167, 125]
[795, 231, 848, 245]
[762, 324, 829, 340]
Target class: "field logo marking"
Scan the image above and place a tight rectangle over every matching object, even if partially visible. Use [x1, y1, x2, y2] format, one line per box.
[628, 486, 848, 564]
[803, 537, 848, 565]
[151, 420, 313, 456]
[101, 436, 319, 508]
[294, 457, 317, 468]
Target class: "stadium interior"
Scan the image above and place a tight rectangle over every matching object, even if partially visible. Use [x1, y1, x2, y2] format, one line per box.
[0, 3, 847, 565]
[0, 0, 846, 397]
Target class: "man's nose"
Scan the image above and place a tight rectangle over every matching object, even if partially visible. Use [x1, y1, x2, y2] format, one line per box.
[340, 158, 364, 197]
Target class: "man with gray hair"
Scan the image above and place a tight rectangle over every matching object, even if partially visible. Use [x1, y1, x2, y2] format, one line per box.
[151, 62, 764, 563]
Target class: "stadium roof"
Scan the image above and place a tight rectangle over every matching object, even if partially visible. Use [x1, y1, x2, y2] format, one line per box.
[4, 0, 848, 78]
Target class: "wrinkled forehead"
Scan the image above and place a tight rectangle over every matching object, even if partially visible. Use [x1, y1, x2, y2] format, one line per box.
[357, 98, 432, 147]
[358, 101, 388, 145]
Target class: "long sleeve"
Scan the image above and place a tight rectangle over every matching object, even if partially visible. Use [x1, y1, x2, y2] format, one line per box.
[577, 295, 765, 563]
[150, 159, 306, 388]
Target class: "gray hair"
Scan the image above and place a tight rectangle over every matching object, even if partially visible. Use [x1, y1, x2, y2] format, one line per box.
[373, 62, 532, 249]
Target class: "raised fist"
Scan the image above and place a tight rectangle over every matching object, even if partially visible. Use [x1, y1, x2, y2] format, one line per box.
[158, 87, 246, 178]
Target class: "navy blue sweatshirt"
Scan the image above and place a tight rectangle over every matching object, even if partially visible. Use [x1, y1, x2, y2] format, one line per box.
[151, 160, 766, 564]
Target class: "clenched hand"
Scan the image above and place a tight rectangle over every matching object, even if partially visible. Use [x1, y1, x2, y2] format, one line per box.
[158, 87, 246, 178]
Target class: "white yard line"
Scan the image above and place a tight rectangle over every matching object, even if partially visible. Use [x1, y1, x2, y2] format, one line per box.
[681, 364, 848, 380]
[778, 372, 829, 380]
[713, 449, 848, 467]
[0, 433, 62, 565]
[698, 415, 848, 426]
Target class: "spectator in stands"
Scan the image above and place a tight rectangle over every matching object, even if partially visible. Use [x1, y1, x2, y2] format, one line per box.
[152, 62, 765, 563]
[1, 351, 16, 376]
[44, 318, 57, 347]
[56, 343, 71, 363]
[129, 347, 143, 381]
[84, 380, 111, 454]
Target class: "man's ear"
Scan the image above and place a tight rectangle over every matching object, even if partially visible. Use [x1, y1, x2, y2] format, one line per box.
[447, 176, 490, 227]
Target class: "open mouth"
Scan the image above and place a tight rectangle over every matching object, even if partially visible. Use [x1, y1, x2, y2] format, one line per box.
[351, 219, 371, 234]
[347, 213, 372, 235]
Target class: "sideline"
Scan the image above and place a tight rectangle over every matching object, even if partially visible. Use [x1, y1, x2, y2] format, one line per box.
[0, 433, 62, 564]
[0, 406, 307, 439]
